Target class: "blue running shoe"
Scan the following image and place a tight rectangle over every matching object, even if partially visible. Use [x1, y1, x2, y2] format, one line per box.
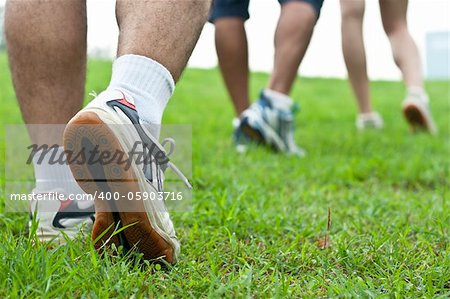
[234, 91, 305, 157]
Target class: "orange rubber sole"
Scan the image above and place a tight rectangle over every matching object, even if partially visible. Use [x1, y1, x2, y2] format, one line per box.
[403, 104, 428, 133]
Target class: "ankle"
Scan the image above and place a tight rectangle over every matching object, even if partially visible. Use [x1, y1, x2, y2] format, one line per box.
[406, 86, 429, 103]
[108, 54, 175, 125]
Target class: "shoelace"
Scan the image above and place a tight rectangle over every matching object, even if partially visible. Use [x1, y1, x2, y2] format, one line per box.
[159, 138, 192, 190]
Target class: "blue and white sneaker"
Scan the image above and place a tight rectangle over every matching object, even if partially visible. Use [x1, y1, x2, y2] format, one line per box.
[234, 91, 305, 157]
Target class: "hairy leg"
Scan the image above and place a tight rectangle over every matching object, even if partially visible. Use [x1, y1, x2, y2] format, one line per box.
[340, 0, 373, 114]
[5, 1, 90, 240]
[268, 1, 317, 95]
[215, 18, 250, 116]
[379, 0, 423, 88]
[75, 0, 212, 262]
[116, 0, 211, 82]
[5, 0, 87, 144]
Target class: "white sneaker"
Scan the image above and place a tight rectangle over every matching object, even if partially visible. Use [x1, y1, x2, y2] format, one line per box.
[402, 92, 437, 134]
[356, 112, 384, 130]
[63, 89, 190, 263]
[30, 190, 94, 241]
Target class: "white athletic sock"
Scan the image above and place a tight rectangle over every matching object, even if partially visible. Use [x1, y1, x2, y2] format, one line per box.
[407, 86, 429, 103]
[32, 146, 85, 197]
[107, 54, 175, 129]
[263, 89, 294, 111]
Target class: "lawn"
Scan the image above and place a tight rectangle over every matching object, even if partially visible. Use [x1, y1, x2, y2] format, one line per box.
[0, 53, 449, 297]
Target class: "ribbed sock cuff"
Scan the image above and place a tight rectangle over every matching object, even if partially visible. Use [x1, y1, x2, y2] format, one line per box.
[108, 54, 175, 125]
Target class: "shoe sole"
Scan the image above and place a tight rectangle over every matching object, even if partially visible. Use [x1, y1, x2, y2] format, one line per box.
[402, 103, 432, 133]
[63, 111, 175, 263]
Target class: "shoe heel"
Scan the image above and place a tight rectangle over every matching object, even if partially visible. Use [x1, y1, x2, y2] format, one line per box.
[63, 111, 175, 263]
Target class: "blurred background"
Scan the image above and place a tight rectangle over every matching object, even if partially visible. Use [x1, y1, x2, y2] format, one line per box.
[0, 0, 449, 80]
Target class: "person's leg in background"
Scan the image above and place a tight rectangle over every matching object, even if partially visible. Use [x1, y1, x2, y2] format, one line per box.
[211, 0, 323, 155]
[5, 0, 94, 240]
[268, 0, 318, 95]
[340, 0, 384, 130]
[379, 0, 437, 133]
[64, 0, 211, 263]
[380, 0, 421, 91]
[248, 0, 323, 155]
[212, 0, 250, 117]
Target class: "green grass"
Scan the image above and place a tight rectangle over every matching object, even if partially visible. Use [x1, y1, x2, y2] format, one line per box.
[1, 52, 449, 298]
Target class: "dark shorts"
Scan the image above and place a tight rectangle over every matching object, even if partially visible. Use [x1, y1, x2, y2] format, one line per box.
[209, 0, 324, 22]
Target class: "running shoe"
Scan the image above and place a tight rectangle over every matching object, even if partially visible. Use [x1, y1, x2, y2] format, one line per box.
[63, 89, 190, 263]
[402, 91, 437, 134]
[234, 91, 305, 156]
[356, 112, 384, 130]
